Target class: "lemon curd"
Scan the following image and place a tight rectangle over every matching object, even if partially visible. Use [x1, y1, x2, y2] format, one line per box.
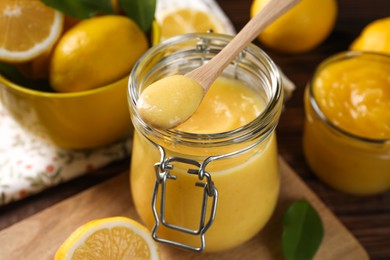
[128, 34, 283, 252]
[304, 52, 390, 195]
[176, 77, 264, 134]
[131, 77, 279, 252]
[137, 75, 204, 129]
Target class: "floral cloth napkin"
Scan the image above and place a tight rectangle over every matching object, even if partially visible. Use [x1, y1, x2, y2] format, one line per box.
[0, 101, 132, 206]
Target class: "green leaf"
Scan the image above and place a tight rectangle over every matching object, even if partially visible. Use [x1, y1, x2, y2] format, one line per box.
[282, 199, 324, 260]
[0, 62, 32, 87]
[0, 62, 53, 92]
[40, 0, 113, 19]
[0, 62, 21, 81]
[119, 0, 156, 32]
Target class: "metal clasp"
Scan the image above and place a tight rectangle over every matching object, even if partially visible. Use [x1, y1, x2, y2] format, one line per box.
[151, 155, 218, 252]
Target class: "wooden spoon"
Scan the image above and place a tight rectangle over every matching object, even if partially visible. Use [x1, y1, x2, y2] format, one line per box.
[185, 0, 300, 90]
[137, 0, 300, 130]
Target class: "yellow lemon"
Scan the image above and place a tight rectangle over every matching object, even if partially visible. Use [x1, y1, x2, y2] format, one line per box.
[250, 0, 337, 53]
[50, 15, 148, 92]
[54, 217, 160, 260]
[0, 0, 63, 62]
[350, 17, 390, 55]
[158, 8, 224, 40]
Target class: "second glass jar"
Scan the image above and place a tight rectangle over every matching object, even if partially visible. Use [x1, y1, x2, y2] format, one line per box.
[303, 51, 390, 195]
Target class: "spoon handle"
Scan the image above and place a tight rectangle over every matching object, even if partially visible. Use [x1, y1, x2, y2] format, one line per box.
[186, 0, 301, 91]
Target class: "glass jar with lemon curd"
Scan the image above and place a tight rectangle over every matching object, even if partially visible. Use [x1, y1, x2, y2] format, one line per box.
[303, 51, 390, 196]
[128, 33, 283, 252]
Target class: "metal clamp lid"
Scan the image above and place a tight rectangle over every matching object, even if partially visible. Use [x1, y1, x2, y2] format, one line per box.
[151, 144, 218, 252]
[146, 128, 270, 251]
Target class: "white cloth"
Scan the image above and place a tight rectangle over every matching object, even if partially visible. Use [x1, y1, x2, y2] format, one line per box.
[0, 101, 131, 206]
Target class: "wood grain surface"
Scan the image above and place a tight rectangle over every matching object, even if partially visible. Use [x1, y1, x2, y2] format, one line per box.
[0, 0, 389, 259]
[0, 158, 368, 260]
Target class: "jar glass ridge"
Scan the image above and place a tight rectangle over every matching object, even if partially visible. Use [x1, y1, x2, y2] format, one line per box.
[128, 33, 283, 252]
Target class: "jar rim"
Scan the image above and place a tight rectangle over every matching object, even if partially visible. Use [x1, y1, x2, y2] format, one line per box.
[128, 33, 283, 146]
[308, 50, 390, 144]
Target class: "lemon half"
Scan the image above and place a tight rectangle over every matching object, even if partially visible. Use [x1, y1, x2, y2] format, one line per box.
[0, 0, 63, 62]
[158, 8, 224, 40]
[55, 217, 160, 260]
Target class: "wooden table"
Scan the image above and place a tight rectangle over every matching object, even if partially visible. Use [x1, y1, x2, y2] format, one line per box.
[1, 0, 389, 259]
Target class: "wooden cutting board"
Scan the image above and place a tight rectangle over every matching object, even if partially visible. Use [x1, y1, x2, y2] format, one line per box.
[0, 157, 368, 260]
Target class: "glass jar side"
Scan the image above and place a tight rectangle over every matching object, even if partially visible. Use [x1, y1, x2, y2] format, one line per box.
[130, 129, 280, 252]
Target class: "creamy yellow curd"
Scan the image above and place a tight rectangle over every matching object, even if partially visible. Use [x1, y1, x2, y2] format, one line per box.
[137, 75, 204, 129]
[131, 77, 280, 251]
[304, 52, 390, 195]
[176, 77, 264, 133]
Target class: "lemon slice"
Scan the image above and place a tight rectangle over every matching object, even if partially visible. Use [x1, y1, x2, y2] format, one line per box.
[158, 8, 224, 40]
[0, 0, 63, 62]
[54, 217, 160, 260]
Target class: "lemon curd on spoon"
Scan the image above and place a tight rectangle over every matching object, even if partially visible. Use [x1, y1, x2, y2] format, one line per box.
[137, 75, 204, 129]
[303, 51, 390, 195]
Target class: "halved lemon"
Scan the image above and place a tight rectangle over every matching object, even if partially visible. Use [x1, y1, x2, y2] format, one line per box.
[0, 0, 63, 62]
[54, 217, 160, 260]
[159, 8, 224, 40]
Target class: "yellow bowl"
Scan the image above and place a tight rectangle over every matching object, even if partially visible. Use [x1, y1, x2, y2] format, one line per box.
[0, 75, 132, 150]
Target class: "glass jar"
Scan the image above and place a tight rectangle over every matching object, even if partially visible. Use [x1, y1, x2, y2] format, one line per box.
[303, 51, 390, 196]
[128, 33, 283, 252]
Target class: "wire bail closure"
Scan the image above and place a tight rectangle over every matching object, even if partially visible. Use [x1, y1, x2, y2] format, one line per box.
[150, 143, 218, 252]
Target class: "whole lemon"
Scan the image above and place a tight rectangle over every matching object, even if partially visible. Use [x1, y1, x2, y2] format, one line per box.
[50, 15, 148, 92]
[250, 0, 337, 54]
[350, 17, 390, 55]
